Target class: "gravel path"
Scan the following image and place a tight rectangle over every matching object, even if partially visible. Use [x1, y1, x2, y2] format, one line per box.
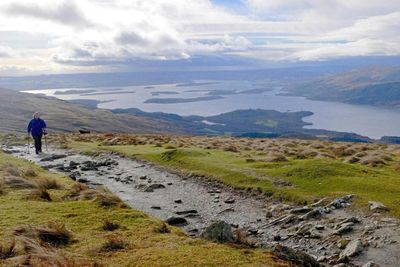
[4, 145, 400, 267]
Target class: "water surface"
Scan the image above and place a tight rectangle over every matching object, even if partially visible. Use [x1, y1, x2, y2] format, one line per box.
[23, 80, 400, 139]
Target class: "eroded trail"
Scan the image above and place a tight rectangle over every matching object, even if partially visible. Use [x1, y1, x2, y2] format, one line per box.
[4, 145, 400, 267]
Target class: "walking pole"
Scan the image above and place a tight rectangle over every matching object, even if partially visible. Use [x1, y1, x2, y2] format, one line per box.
[27, 133, 30, 154]
[44, 132, 48, 152]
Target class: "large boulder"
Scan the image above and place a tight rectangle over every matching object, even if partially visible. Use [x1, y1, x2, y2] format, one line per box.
[200, 221, 234, 243]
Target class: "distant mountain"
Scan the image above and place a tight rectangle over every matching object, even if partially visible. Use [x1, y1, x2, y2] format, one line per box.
[0, 66, 367, 91]
[287, 66, 400, 106]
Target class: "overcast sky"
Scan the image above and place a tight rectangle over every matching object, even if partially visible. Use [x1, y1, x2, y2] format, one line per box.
[0, 0, 399, 75]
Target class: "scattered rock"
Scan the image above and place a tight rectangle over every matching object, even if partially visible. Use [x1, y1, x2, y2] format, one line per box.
[166, 217, 188, 226]
[337, 217, 361, 225]
[273, 235, 282, 241]
[328, 195, 353, 209]
[69, 171, 80, 181]
[337, 239, 350, 249]
[40, 154, 67, 162]
[139, 175, 147, 180]
[247, 228, 259, 236]
[151, 206, 161, 210]
[362, 262, 380, 267]
[174, 199, 182, 204]
[176, 210, 198, 215]
[80, 161, 98, 171]
[69, 161, 79, 169]
[200, 221, 234, 243]
[271, 245, 320, 267]
[339, 239, 363, 260]
[78, 178, 88, 183]
[144, 183, 166, 192]
[267, 214, 298, 226]
[368, 201, 389, 212]
[224, 197, 235, 204]
[300, 208, 322, 220]
[333, 223, 354, 236]
[290, 207, 312, 215]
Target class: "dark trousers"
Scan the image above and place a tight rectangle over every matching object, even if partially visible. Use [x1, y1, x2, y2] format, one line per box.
[32, 134, 43, 153]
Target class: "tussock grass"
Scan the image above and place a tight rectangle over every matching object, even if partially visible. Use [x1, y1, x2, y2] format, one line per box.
[15, 221, 73, 247]
[4, 165, 22, 177]
[68, 133, 400, 217]
[101, 220, 120, 232]
[37, 178, 62, 190]
[153, 222, 170, 234]
[99, 235, 127, 252]
[0, 180, 5, 195]
[65, 183, 126, 208]
[17, 237, 96, 267]
[23, 167, 37, 177]
[3, 175, 37, 189]
[0, 240, 16, 260]
[25, 187, 52, 202]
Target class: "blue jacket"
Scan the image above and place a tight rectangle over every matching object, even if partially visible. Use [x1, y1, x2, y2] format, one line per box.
[27, 118, 47, 136]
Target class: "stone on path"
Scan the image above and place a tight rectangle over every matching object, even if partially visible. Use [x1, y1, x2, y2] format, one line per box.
[339, 239, 363, 260]
[201, 221, 234, 243]
[166, 217, 188, 226]
[368, 201, 389, 212]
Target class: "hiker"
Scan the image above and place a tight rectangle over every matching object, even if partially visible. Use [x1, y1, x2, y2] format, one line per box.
[27, 112, 47, 154]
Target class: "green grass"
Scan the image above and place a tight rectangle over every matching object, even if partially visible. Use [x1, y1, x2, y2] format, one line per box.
[0, 150, 287, 267]
[70, 141, 400, 217]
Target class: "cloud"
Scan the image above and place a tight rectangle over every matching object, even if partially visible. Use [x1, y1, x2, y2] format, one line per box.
[293, 12, 400, 60]
[4, 1, 92, 28]
[0, 0, 398, 74]
[0, 46, 15, 58]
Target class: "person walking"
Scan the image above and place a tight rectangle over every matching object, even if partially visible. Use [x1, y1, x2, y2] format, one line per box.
[27, 112, 47, 155]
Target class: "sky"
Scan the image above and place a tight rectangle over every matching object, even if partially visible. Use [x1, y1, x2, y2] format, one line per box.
[0, 0, 399, 75]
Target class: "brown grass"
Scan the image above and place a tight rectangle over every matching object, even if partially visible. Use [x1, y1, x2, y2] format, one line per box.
[153, 222, 170, 234]
[17, 237, 96, 267]
[265, 152, 288, 162]
[101, 220, 120, 232]
[25, 188, 52, 202]
[37, 178, 62, 190]
[65, 183, 126, 208]
[23, 167, 38, 177]
[15, 221, 73, 247]
[0, 180, 5, 195]
[0, 239, 16, 260]
[3, 175, 37, 189]
[99, 235, 127, 252]
[3, 165, 22, 176]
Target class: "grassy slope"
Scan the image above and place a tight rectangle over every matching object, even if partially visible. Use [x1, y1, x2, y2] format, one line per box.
[0, 151, 287, 267]
[0, 88, 180, 134]
[69, 135, 400, 217]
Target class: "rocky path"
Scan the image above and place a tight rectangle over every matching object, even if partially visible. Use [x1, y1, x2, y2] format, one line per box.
[3, 145, 400, 267]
